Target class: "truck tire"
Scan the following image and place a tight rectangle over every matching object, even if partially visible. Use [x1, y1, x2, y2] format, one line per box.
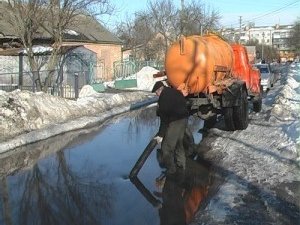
[253, 98, 262, 112]
[204, 115, 217, 129]
[224, 107, 235, 131]
[233, 88, 249, 130]
[253, 85, 263, 112]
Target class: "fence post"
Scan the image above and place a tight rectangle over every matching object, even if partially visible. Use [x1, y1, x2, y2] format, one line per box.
[18, 53, 23, 90]
[32, 71, 37, 92]
[59, 68, 64, 97]
[74, 72, 79, 99]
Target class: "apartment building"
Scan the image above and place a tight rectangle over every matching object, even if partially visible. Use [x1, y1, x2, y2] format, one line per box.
[221, 24, 294, 61]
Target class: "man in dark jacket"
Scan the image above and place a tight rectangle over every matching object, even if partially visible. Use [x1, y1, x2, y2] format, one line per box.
[152, 81, 189, 175]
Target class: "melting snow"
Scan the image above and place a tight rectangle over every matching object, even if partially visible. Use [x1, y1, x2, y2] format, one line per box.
[0, 62, 299, 224]
[20, 46, 53, 54]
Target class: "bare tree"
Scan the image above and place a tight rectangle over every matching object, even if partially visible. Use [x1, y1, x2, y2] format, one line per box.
[115, 12, 158, 60]
[289, 19, 300, 56]
[115, 16, 135, 50]
[147, 0, 178, 55]
[187, 1, 221, 34]
[115, 0, 220, 61]
[1, 0, 114, 91]
[181, 0, 220, 36]
[246, 39, 279, 62]
[2, 0, 47, 91]
[134, 12, 162, 60]
[41, 0, 114, 91]
[147, 0, 220, 47]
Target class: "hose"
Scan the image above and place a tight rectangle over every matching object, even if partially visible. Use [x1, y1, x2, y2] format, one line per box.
[129, 138, 158, 178]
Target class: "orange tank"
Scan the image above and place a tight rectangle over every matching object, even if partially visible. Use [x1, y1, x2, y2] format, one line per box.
[165, 34, 234, 94]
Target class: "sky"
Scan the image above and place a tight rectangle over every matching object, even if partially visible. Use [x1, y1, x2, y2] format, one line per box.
[103, 0, 300, 30]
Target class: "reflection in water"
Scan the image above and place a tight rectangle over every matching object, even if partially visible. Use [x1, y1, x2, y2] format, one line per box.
[0, 177, 12, 225]
[0, 106, 158, 178]
[0, 106, 207, 225]
[6, 150, 114, 225]
[130, 177, 162, 208]
[131, 157, 212, 225]
[127, 106, 158, 143]
[0, 107, 160, 225]
[0, 124, 108, 177]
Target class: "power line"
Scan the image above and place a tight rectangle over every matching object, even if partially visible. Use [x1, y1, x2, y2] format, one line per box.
[244, 1, 299, 22]
[222, 0, 300, 28]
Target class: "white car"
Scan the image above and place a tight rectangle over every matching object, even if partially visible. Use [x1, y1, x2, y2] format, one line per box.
[254, 64, 276, 91]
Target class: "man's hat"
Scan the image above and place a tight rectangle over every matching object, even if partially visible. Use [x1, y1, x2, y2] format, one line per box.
[151, 81, 165, 93]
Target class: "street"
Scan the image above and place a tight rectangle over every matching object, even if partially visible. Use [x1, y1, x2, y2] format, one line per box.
[0, 64, 299, 225]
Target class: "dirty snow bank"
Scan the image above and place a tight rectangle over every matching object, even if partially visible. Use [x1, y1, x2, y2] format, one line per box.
[0, 89, 155, 153]
[271, 71, 300, 121]
[192, 64, 300, 225]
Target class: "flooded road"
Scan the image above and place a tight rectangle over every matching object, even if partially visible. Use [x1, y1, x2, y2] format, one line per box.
[0, 106, 217, 225]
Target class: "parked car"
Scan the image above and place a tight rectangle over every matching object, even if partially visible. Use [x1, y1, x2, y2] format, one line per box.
[254, 64, 275, 91]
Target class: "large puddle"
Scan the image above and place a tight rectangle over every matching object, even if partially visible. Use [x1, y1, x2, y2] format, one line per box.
[0, 106, 218, 225]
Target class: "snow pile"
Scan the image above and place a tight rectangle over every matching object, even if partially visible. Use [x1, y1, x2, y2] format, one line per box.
[191, 64, 300, 224]
[286, 74, 299, 89]
[21, 46, 53, 54]
[271, 68, 300, 120]
[136, 66, 163, 91]
[103, 66, 164, 91]
[103, 81, 115, 88]
[0, 89, 155, 152]
[79, 85, 99, 98]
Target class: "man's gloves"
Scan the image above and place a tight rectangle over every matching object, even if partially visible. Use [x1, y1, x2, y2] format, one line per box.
[154, 136, 163, 144]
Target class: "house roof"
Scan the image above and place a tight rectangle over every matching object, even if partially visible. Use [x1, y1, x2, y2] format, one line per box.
[68, 15, 123, 45]
[0, 2, 122, 45]
[0, 45, 85, 56]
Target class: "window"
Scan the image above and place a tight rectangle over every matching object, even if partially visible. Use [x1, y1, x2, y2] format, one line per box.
[280, 32, 287, 38]
[259, 68, 269, 73]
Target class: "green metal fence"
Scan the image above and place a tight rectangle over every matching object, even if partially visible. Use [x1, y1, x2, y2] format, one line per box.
[112, 60, 164, 89]
[113, 60, 164, 79]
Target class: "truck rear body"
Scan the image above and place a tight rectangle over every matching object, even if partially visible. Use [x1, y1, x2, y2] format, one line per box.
[158, 34, 263, 130]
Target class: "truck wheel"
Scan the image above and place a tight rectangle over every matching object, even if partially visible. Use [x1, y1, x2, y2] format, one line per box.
[204, 115, 217, 129]
[224, 107, 235, 131]
[253, 85, 263, 112]
[253, 98, 262, 112]
[233, 88, 249, 130]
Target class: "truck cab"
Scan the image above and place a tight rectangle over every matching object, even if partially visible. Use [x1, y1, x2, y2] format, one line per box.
[231, 44, 262, 112]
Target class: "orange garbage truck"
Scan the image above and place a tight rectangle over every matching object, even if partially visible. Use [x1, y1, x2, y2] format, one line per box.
[161, 34, 262, 131]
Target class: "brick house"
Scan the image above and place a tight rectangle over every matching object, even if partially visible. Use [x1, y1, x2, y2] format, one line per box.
[0, 4, 123, 82]
[61, 15, 123, 81]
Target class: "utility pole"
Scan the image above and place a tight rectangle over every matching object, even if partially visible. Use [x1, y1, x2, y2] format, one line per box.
[180, 0, 184, 35]
[262, 32, 265, 62]
[239, 16, 242, 43]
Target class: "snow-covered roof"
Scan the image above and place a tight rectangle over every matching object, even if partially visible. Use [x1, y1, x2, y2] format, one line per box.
[20, 46, 53, 54]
